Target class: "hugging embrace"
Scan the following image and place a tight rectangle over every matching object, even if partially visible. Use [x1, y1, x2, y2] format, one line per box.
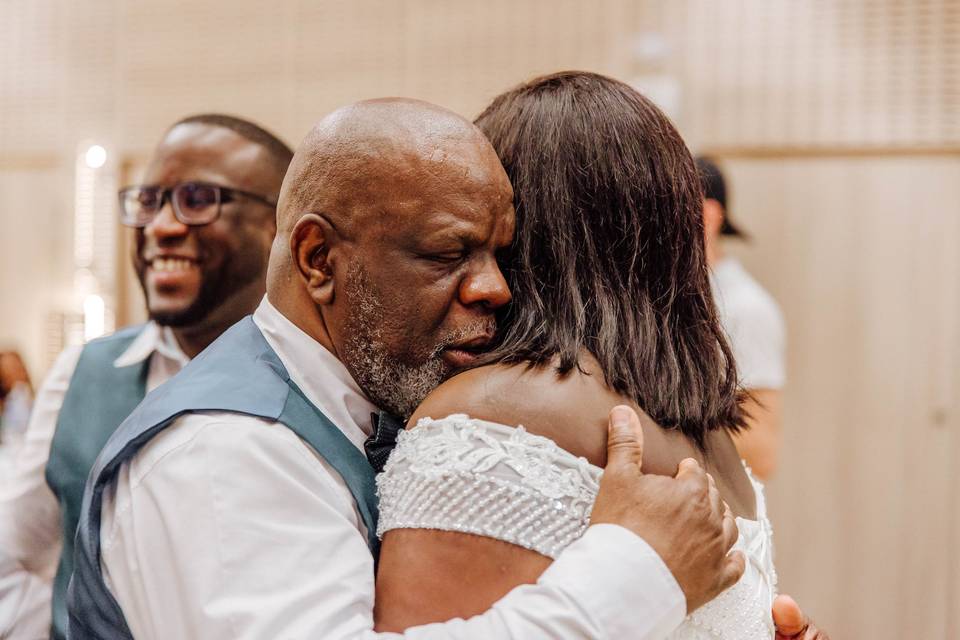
[67, 72, 827, 639]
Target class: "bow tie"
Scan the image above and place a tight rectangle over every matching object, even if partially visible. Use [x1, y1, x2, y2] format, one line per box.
[364, 410, 405, 472]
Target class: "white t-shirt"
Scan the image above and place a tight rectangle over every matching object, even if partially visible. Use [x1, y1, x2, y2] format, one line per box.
[710, 256, 786, 390]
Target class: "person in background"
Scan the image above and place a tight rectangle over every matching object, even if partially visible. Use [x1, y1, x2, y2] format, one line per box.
[0, 351, 34, 441]
[697, 157, 786, 480]
[0, 114, 292, 640]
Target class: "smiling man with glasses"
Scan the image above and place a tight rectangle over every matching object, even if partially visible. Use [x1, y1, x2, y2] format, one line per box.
[0, 114, 292, 640]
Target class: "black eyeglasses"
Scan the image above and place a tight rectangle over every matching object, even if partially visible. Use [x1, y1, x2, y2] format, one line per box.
[118, 182, 277, 228]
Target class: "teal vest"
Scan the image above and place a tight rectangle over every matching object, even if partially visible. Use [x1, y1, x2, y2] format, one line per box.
[45, 325, 148, 640]
[67, 317, 380, 640]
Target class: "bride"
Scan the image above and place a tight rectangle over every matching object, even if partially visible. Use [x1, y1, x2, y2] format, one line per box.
[373, 71, 777, 639]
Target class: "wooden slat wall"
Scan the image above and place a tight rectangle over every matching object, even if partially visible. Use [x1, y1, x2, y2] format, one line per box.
[665, 0, 960, 149]
[2, 0, 956, 161]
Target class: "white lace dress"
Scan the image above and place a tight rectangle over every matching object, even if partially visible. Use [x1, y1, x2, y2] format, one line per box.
[376, 414, 778, 640]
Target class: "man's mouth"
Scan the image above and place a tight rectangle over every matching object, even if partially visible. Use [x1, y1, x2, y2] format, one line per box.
[144, 255, 201, 288]
[149, 257, 198, 273]
[441, 336, 493, 369]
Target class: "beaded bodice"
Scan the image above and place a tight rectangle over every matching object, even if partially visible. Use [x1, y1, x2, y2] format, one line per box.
[377, 414, 778, 639]
[377, 413, 600, 558]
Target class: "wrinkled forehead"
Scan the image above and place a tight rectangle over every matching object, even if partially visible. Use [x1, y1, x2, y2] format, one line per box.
[354, 130, 513, 219]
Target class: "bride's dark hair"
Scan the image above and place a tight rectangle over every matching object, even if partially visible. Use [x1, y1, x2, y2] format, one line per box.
[475, 71, 744, 446]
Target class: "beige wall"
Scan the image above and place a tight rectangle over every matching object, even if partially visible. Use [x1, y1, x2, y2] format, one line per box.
[2, 1, 958, 637]
[0, 169, 74, 382]
[723, 155, 960, 638]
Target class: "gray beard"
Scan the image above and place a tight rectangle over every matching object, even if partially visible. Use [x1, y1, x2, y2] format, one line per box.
[346, 329, 447, 419]
[340, 271, 446, 418]
[340, 266, 492, 419]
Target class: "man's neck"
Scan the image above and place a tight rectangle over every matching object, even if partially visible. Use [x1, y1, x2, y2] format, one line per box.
[167, 280, 266, 358]
[170, 320, 231, 359]
[265, 288, 339, 359]
[706, 237, 725, 268]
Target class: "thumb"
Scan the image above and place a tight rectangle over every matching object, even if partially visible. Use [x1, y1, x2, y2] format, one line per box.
[606, 405, 645, 472]
[772, 594, 808, 637]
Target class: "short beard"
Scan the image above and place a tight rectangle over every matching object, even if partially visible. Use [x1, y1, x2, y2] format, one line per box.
[340, 266, 490, 419]
[146, 271, 224, 327]
[138, 254, 259, 328]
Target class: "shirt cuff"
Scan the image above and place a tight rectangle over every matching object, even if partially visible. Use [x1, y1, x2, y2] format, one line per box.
[539, 523, 686, 640]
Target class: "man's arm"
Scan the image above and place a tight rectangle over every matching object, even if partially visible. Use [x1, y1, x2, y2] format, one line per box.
[101, 409, 739, 640]
[0, 347, 80, 638]
[727, 289, 786, 480]
[733, 388, 782, 480]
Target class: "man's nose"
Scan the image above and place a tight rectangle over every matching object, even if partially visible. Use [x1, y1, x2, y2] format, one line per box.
[144, 200, 190, 242]
[459, 257, 512, 310]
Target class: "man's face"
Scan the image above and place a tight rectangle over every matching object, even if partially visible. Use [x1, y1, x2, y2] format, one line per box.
[134, 123, 277, 327]
[329, 140, 515, 418]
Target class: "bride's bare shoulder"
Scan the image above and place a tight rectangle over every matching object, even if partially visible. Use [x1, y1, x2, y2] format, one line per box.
[409, 356, 648, 467]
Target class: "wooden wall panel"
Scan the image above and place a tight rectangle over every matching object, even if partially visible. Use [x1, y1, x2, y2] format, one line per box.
[722, 156, 960, 639]
[3, 0, 956, 162]
[663, 0, 960, 149]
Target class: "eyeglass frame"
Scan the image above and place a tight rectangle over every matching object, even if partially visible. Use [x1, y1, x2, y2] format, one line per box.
[118, 181, 278, 228]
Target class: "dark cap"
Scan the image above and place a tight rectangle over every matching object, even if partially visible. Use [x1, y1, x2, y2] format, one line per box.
[695, 156, 745, 238]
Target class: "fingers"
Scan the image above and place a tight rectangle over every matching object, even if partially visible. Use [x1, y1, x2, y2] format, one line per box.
[772, 594, 808, 637]
[719, 550, 746, 591]
[605, 405, 645, 472]
[707, 473, 723, 518]
[721, 502, 738, 552]
[676, 457, 701, 479]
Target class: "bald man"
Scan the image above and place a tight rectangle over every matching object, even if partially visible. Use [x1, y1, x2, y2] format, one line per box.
[68, 100, 744, 639]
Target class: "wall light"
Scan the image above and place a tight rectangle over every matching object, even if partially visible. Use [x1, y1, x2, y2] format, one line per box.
[83, 294, 106, 342]
[84, 144, 107, 169]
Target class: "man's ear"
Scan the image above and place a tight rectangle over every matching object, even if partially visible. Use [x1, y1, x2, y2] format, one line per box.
[290, 214, 338, 306]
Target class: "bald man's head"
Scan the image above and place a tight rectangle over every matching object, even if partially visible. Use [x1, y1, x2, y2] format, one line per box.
[271, 98, 515, 417]
[276, 98, 509, 237]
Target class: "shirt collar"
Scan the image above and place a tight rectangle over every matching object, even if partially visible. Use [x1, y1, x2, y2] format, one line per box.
[112, 322, 190, 369]
[252, 296, 378, 449]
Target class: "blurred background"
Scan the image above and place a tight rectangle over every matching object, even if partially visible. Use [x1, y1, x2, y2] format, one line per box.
[1, 0, 957, 637]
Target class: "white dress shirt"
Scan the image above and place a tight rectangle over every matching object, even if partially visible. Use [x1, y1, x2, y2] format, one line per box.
[101, 296, 687, 640]
[710, 257, 787, 390]
[0, 323, 188, 639]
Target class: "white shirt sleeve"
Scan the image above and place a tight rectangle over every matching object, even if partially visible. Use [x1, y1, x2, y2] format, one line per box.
[101, 414, 686, 640]
[728, 295, 786, 390]
[0, 346, 82, 639]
